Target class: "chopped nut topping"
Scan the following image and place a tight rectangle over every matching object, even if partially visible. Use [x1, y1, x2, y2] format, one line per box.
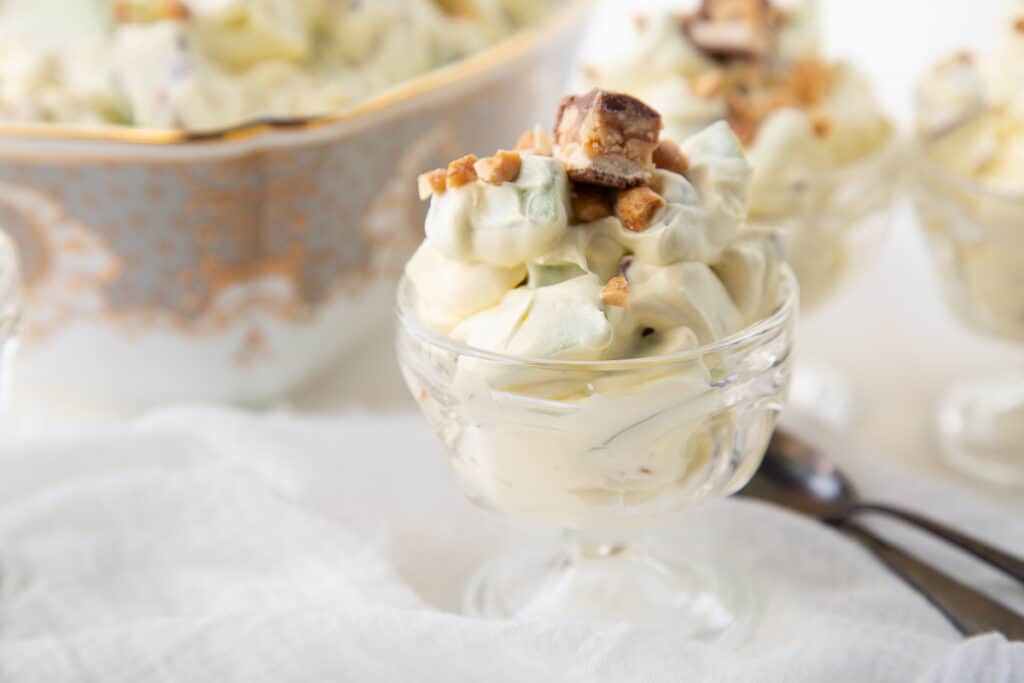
[601, 276, 630, 307]
[652, 140, 689, 175]
[417, 169, 447, 200]
[446, 154, 478, 188]
[581, 65, 601, 83]
[555, 89, 662, 189]
[475, 150, 522, 185]
[690, 70, 725, 98]
[515, 126, 553, 155]
[791, 58, 834, 107]
[616, 186, 665, 232]
[571, 183, 614, 222]
[810, 112, 832, 139]
[114, 0, 190, 21]
[1016, 17, 1024, 33]
[633, 14, 649, 32]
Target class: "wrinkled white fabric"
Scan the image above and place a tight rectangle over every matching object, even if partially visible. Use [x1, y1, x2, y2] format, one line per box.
[0, 407, 1020, 682]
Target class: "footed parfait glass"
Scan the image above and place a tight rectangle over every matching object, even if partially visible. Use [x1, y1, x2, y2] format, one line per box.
[396, 268, 797, 640]
[912, 154, 1024, 487]
[750, 137, 903, 428]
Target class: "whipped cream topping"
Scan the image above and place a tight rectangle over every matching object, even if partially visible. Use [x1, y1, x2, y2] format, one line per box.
[917, 2, 1024, 192]
[406, 120, 784, 366]
[589, 1, 892, 221]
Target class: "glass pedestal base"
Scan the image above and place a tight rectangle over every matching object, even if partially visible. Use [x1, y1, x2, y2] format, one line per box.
[937, 376, 1024, 487]
[788, 361, 857, 430]
[463, 536, 754, 643]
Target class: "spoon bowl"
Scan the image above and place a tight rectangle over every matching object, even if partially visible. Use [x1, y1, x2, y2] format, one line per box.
[740, 429, 858, 521]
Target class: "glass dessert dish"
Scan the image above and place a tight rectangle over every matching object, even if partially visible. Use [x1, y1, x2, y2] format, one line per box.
[912, 156, 1024, 487]
[911, 8, 1024, 487]
[397, 266, 797, 636]
[748, 136, 902, 428]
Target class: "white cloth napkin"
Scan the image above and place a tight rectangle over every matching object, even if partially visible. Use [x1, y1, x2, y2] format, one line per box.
[0, 406, 1020, 682]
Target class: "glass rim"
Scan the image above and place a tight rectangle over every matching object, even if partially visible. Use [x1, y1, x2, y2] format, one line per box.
[913, 139, 1024, 205]
[818, 127, 904, 183]
[396, 265, 798, 370]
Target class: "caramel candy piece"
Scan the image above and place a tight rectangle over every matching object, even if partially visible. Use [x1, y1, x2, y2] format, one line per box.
[601, 276, 630, 308]
[516, 126, 554, 155]
[554, 89, 662, 189]
[475, 150, 522, 185]
[685, 0, 781, 61]
[446, 155, 478, 189]
[417, 169, 447, 200]
[652, 140, 689, 176]
[616, 186, 665, 232]
[570, 183, 614, 223]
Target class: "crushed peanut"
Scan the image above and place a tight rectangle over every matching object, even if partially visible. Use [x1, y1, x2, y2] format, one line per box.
[417, 169, 447, 200]
[1016, 17, 1024, 33]
[690, 70, 725, 98]
[475, 150, 522, 185]
[515, 126, 554, 155]
[633, 14, 649, 31]
[446, 154, 479, 188]
[616, 186, 666, 232]
[601, 276, 630, 308]
[653, 140, 689, 176]
[571, 183, 614, 222]
[810, 112, 832, 139]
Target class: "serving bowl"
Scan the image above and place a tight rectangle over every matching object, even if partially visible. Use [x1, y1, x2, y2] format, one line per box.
[0, 0, 590, 413]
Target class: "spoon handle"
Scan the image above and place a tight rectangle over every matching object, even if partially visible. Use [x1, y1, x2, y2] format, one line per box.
[849, 503, 1024, 585]
[840, 520, 1024, 640]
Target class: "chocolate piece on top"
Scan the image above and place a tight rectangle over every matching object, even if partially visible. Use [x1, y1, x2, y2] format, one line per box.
[554, 89, 662, 189]
[683, 0, 784, 61]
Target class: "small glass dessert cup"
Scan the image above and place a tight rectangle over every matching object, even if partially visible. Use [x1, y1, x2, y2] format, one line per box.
[750, 137, 903, 428]
[912, 155, 1024, 487]
[396, 267, 797, 638]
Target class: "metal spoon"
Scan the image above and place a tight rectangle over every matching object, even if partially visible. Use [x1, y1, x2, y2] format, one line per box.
[740, 429, 1024, 639]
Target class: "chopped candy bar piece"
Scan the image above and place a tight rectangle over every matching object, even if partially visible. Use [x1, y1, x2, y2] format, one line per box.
[475, 150, 523, 185]
[616, 186, 665, 232]
[570, 183, 614, 222]
[554, 89, 662, 189]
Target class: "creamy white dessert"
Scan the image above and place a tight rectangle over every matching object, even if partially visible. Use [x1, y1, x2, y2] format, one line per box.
[915, 2, 1024, 341]
[587, 0, 893, 309]
[0, 0, 554, 130]
[401, 90, 791, 531]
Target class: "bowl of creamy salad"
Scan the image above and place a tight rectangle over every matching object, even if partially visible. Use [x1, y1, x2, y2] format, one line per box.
[0, 0, 589, 412]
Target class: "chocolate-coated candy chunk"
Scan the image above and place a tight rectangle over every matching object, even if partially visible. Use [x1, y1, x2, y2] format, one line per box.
[554, 89, 662, 189]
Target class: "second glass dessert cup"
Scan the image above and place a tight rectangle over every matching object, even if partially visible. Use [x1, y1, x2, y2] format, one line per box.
[396, 268, 798, 639]
[912, 156, 1024, 487]
[749, 138, 902, 428]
